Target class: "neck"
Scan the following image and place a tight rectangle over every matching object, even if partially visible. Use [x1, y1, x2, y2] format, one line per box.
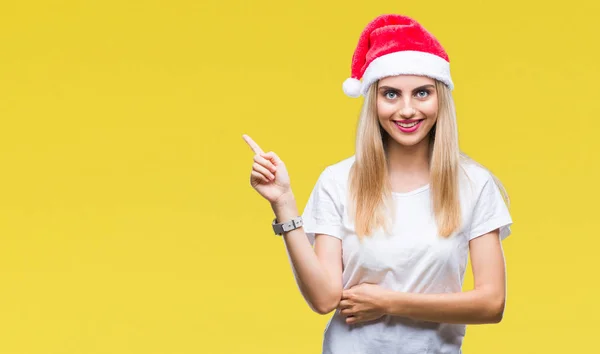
[385, 135, 432, 181]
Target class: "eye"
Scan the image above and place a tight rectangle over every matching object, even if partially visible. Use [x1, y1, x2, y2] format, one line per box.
[384, 90, 398, 99]
[415, 90, 430, 98]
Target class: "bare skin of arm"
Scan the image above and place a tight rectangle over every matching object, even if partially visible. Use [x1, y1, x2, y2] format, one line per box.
[243, 134, 342, 314]
[339, 229, 506, 324]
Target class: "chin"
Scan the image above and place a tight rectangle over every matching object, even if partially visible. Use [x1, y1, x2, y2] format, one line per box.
[384, 124, 432, 147]
[393, 137, 426, 147]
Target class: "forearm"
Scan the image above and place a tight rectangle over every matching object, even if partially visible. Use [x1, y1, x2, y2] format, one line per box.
[384, 288, 505, 324]
[271, 193, 340, 314]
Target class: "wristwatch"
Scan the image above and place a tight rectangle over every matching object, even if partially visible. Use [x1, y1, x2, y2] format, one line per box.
[272, 216, 303, 236]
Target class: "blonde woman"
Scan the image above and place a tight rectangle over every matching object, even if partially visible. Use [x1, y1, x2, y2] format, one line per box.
[243, 13, 513, 354]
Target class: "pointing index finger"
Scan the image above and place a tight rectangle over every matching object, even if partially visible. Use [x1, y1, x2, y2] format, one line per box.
[242, 134, 265, 155]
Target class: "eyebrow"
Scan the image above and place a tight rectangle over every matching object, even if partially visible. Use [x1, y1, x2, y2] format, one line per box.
[378, 84, 435, 92]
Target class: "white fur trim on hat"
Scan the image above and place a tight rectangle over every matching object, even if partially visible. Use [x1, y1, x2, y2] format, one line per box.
[342, 78, 362, 97]
[360, 50, 453, 96]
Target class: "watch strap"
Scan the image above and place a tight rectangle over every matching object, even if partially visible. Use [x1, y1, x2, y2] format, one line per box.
[272, 216, 303, 235]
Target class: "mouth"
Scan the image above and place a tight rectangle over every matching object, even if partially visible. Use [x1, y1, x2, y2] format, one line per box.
[393, 119, 425, 133]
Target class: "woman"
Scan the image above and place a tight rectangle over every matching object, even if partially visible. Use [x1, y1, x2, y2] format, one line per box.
[243, 13, 513, 354]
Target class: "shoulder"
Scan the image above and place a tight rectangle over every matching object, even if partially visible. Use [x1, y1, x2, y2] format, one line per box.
[323, 155, 356, 185]
[458, 157, 496, 194]
[308, 155, 355, 203]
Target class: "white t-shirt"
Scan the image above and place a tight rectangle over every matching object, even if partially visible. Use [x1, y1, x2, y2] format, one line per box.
[301, 155, 513, 354]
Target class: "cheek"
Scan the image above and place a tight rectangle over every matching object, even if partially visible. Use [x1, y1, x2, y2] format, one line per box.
[377, 101, 396, 119]
[420, 99, 438, 118]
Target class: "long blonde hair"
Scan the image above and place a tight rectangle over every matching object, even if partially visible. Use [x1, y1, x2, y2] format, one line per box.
[348, 80, 510, 239]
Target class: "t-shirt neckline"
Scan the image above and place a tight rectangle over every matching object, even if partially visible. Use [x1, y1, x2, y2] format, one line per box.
[391, 183, 430, 197]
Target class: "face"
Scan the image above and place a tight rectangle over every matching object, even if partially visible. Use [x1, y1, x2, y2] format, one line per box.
[376, 75, 438, 148]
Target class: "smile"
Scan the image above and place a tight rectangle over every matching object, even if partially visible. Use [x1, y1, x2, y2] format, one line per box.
[395, 120, 422, 128]
[393, 119, 424, 133]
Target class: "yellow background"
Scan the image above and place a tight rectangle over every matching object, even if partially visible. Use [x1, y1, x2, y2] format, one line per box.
[0, 0, 598, 353]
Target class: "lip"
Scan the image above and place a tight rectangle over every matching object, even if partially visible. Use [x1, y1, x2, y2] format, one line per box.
[393, 119, 424, 133]
[393, 119, 424, 123]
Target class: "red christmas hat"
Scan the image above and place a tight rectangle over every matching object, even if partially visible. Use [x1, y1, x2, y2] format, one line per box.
[342, 14, 453, 98]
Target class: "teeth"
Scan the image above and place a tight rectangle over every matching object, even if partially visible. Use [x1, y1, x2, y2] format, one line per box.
[396, 121, 419, 128]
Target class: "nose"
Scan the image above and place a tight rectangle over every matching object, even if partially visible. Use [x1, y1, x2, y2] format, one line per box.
[399, 105, 417, 118]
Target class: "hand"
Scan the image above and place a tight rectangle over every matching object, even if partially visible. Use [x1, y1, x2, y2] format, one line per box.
[338, 283, 391, 325]
[242, 134, 292, 205]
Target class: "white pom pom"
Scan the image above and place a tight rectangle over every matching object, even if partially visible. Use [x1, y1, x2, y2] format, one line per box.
[342, 78, 362, 98]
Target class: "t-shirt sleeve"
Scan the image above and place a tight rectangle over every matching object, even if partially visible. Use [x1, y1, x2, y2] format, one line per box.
[468, 172, 513, 241]
[301, 167, 344, 246]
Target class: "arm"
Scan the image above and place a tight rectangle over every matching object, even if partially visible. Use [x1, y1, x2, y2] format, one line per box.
[241, 136, 343, 315]
[383, 229, 506, 324]
[272, 193, 343, 315]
